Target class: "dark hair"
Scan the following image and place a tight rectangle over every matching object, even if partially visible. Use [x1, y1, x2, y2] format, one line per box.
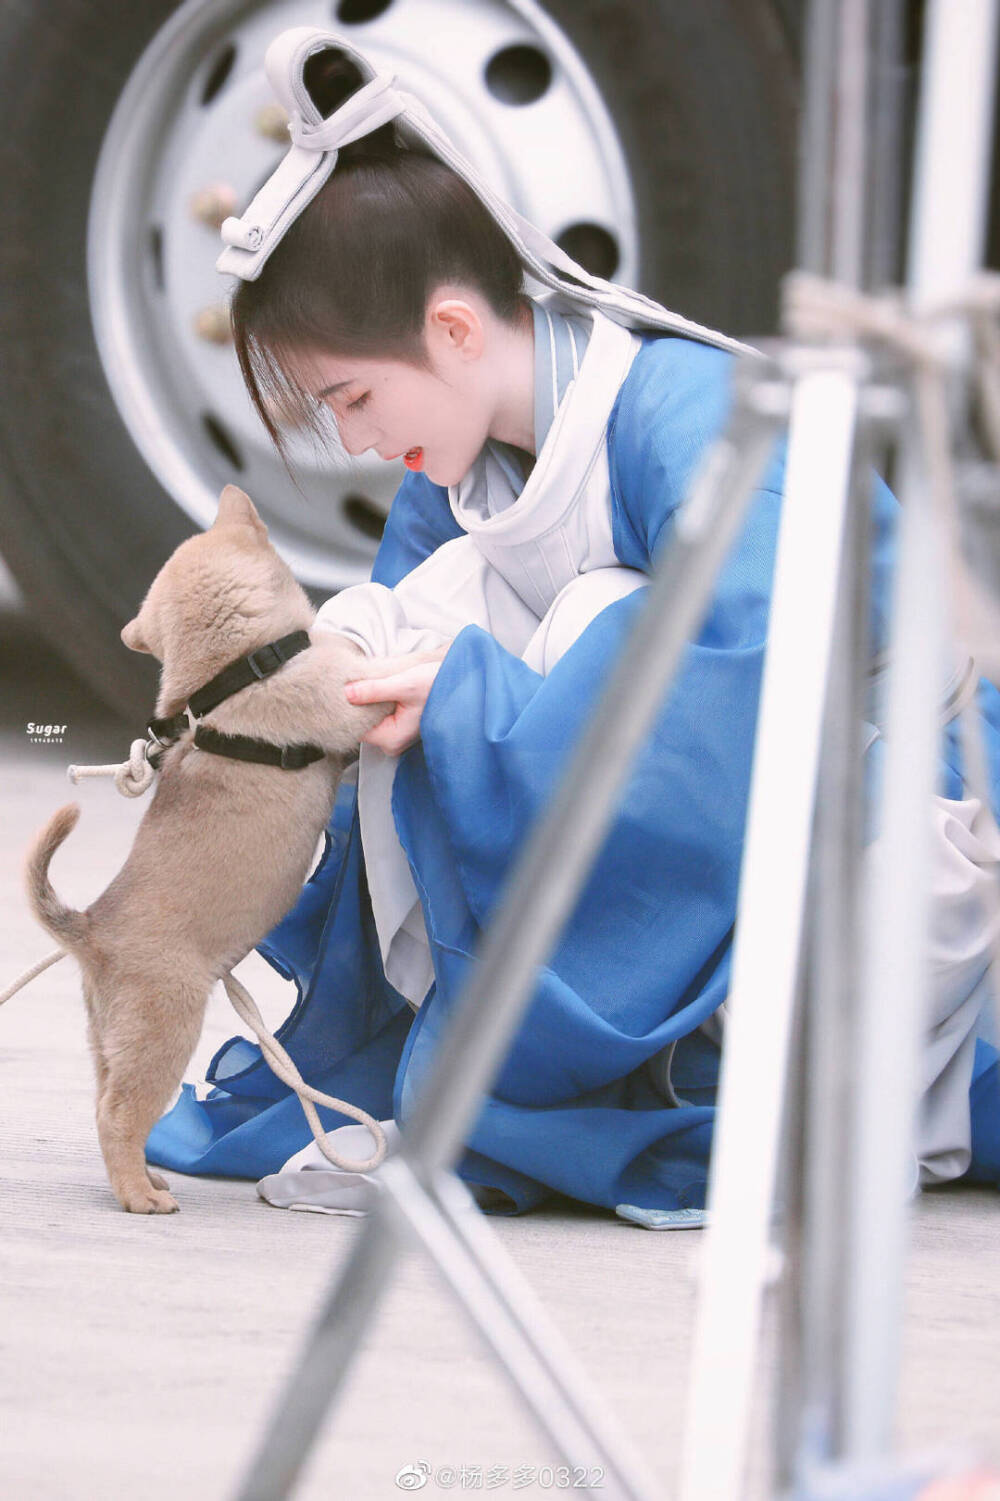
[230, 54, 527, 458]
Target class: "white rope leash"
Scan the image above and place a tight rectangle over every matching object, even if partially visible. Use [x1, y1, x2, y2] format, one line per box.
[0, 947, 387, 1172]
[67, 738, 157, 798]
[220, 970, 387, 1172]
[783, 268, 1000, 452]
[0, 947, 65, 1006]
[783, 268, 1000, 659]
[783, 268, 1000, 1048]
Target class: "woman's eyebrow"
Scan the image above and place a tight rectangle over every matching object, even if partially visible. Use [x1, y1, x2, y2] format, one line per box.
[316, 380, 352, 399]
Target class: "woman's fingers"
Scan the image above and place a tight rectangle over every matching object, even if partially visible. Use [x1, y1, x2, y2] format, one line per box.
[344, 673, 408, 704]
[341, 656, 444, 755]
[345, 662, 439, 705]
[360, 703, 422, 755]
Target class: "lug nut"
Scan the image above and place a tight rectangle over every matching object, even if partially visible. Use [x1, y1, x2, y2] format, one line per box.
[255, 103, 290, 142]
[189, 183, 237, 229]
[193, 306, 232, 344]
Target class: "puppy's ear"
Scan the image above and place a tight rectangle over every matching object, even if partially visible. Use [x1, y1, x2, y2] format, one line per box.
[121, 617, 151, 654]
[214, 484, 268, 541]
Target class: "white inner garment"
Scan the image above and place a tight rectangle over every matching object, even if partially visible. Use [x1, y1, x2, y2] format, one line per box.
[312, 300, 645, 1008]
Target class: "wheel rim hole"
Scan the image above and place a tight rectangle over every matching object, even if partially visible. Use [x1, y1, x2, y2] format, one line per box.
[148, 226, 165, 293]
[555, 223, 620, 281]
[202, 414, 244, 472]
[485, 45, 552, 107]
[334, 0, 394, 24]
[343, 494, 386, 541]
[201, 42, 237, 107]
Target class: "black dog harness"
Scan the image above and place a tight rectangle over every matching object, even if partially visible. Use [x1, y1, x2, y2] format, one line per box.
[145, 630, 326, 771]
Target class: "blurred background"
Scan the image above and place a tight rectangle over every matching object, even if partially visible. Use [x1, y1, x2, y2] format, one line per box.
[2, 0, 805, 720]
[3, 0, 998, 722]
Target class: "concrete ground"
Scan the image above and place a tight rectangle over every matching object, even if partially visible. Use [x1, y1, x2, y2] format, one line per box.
[1, 556, 998, 1501]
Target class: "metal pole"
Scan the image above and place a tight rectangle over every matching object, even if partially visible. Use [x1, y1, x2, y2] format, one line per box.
[786, 404, 880, 1490]
[680, 2, 894, 1491]
[233, 1199, 404, 1501]
[678, 356, 864, 1501]
[798, 0, 895, 289]
[864, 0, 907, 290]
[778, 2, 907, 1485]
[829, 0, 872, 289]
[383, 1160, 662, 1500]
[843, 0, 1000, 1460]
[905, 0, 1000, 341]
[234, 1158, 661, 1501]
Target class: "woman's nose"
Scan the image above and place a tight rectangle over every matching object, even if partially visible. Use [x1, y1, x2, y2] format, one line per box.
[337, 415, 377, 458]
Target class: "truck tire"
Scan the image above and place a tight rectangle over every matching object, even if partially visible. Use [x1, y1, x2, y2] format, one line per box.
[0, 0, 797, 718]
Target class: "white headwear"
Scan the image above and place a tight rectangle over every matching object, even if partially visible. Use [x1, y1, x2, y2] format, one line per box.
[217, 27, 750, 356]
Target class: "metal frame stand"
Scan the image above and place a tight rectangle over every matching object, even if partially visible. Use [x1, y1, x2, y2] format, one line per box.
[681, 3, 1000, 1498]
[230, 3, 999, 1497]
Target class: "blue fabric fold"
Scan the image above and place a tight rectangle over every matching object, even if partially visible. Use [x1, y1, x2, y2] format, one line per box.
[966, 1037, 1000, 1185]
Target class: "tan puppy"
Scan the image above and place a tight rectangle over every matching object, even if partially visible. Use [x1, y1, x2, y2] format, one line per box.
[24, 484, 403, 1214]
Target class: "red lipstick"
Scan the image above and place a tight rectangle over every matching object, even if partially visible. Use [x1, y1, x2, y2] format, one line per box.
[403, 447, 424, 472]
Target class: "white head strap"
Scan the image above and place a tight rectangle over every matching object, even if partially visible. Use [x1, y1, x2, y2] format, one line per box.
[217, 27, 750, 356]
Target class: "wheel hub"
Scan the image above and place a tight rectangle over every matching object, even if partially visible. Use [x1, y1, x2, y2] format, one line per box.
[87, 0, 638, 592]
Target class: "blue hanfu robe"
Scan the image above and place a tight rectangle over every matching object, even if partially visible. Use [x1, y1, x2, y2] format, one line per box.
[146, 331, 1000, 1214]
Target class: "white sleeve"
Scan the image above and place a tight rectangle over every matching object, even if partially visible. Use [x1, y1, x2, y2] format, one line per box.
[312, 580, 438, 658]
[909, 793, 1000, 1185]
[312, 535, 540, 660]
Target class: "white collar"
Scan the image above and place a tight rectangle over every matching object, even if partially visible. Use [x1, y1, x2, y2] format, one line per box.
[448, 310, 639, 545]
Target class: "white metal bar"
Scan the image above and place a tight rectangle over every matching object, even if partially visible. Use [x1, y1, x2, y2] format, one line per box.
[831, 0, 871, 288]
[906, 0, 1000, 322]
[842, 428, 944, 1461]
[232, 1199, 404, 1501]
[842, 0, 1000, 1457]
[382, 1160, 663, 1501]
[790, 425, 875, 1485]
[679, 366, 861, 1501]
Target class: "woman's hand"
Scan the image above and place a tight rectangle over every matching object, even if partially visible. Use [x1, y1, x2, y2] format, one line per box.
[344, 644, 451, 756]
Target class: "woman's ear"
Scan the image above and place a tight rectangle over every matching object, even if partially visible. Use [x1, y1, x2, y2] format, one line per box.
[121, 617, 151, 654]
[426, 296, 484, 360]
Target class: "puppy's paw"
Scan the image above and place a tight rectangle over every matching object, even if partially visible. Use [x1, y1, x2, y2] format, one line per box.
[119, 1183, 180, 1214]
[146, 1168, 170, 1191]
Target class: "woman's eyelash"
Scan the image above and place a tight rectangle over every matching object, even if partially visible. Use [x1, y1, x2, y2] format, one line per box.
[348, 392, 371, 411]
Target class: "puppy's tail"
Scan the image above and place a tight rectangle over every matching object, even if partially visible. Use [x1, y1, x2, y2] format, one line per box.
[24, 803, 90, 951]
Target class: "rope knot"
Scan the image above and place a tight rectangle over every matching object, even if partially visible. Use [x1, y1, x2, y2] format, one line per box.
[781, 271, 943, 369]
[67, 737, 157, 797]
[114, 739, 158, 797]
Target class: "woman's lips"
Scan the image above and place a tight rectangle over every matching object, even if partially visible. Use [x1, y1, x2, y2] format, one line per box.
[403, 447, 424, 472]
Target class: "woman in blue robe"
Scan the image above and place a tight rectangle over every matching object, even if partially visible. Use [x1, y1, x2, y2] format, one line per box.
[145, 28, 1000, 1217]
